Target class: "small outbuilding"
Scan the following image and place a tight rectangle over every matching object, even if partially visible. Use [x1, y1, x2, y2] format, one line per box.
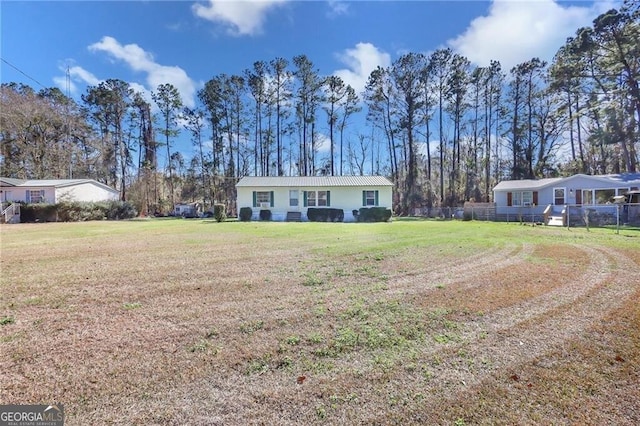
[236, 176, 393, 222]
[173, 202, 202, 218]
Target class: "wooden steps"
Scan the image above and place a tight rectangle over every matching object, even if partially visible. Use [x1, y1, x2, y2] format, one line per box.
[547, 216, 564, 226]
[286, 211, 302, 222]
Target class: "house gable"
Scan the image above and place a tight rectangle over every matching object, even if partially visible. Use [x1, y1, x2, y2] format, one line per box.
[0, 178, 118, 203]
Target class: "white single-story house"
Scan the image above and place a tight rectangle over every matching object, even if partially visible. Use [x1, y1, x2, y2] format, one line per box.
[493, 173, 640, 223]
[236, 176, 393, 222]
[0, 177, 119, 204]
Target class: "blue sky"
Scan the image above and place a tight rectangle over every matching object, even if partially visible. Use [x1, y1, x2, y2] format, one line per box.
[1, 0, 618, 161]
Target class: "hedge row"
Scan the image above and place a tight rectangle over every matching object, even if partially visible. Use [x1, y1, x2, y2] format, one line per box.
[236, 206, 391, 223]
[19, 201, 137, 223]
[355, 207, 392, 222]
[307, 208, 344, 222]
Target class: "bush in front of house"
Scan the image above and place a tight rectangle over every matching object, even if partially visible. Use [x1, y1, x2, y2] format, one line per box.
[100, 201, 138, 220]
[19, 203, 58, 222]
[20, 201, 137, 223]
[259, 209, 272, 221]
[357, 207, 392, 222]
[213, 203, 226, 222]
[307, 208, 344, 222]
[57, 201, 104, 221]
[239, 207, 253, 222]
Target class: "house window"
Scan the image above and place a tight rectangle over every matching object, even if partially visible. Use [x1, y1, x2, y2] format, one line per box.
[553, 188, 565, 205]
[317, 191, 328, 206]
[582, 189, 621, 205]
[27, 190, 45, 203]
[289, 190, 298, 207]
[252, 191, 273, 208]
[304, 190, 330, 207]
[363, 190, 378, 206]
[307, 191, 316, 206]
[511, 191, 533, 207]
[595, 189, 615, 204]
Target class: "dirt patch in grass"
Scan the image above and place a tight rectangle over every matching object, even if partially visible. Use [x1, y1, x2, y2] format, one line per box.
[1, 221, 638, 425]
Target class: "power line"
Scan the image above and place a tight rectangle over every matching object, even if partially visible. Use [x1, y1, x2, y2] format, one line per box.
[1, 57, 47, 89]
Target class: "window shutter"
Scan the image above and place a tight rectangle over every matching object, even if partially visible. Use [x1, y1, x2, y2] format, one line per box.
[533, 191, 538, 205]
[270, 191, 274, 207]
[375, 190, 379, 206]
[326, 191, 331, 206]
[507, 192, 512, 207]
[362, 191, 366, 206]
[26, 190, 30, 203]
[303, 191, 308, 207]
[252, 191, 257, 208]
[576, 189, 582, 205]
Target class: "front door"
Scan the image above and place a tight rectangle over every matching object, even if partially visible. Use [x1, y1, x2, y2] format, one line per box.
[289, 189, 299, 211]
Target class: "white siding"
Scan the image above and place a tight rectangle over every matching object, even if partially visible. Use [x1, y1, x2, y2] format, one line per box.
[8, 187, 56, 203]
[55, 182, 119, 202]
[237, 185, 392, 222]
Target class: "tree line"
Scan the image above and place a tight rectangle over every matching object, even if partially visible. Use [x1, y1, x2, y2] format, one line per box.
[1, 2, 638, 215]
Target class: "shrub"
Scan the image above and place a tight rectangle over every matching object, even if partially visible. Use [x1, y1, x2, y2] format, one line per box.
[259, 209, 272, 221]
[307, 208, 344, 222]
[357, 207, 392, 222]
[213, 203, 226, 222]
[20, 203, 57, 222]
[239, 207, 253, 221]
[101, 201, 137, 220]
[20, 201, 136, 223]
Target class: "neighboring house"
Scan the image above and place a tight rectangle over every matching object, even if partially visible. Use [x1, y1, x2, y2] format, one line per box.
[173, 202, 202, 218]
[493, 173, 640, 224]
[236, 176, 393, 222]
[0, 177, 119, 204]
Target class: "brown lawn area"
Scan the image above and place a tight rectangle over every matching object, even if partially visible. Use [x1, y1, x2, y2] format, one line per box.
[1, 219, 639, 425]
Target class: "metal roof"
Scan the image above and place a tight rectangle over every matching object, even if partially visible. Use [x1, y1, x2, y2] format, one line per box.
[493, 177, 563, 191]
[493, 173, 640, 192]
[0, 177, 118, 193]
[0, 177, 25, 186]
[236, 176, 393, 187]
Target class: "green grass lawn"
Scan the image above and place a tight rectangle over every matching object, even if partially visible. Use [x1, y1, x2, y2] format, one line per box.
[1, 219, 638, 425]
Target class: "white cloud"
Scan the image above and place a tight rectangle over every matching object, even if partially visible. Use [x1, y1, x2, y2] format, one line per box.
[315, 132, 331, 153]
[89, 36, 197, 107]
[69, 66, 101, 86]
[447, 0, 615, 71]
[334, 42, 392, 95]
[54, 63, 102, 96]
[418, 140, 439, 158]
[192, 0, 288, 36]
[327, 1, 349, 18]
